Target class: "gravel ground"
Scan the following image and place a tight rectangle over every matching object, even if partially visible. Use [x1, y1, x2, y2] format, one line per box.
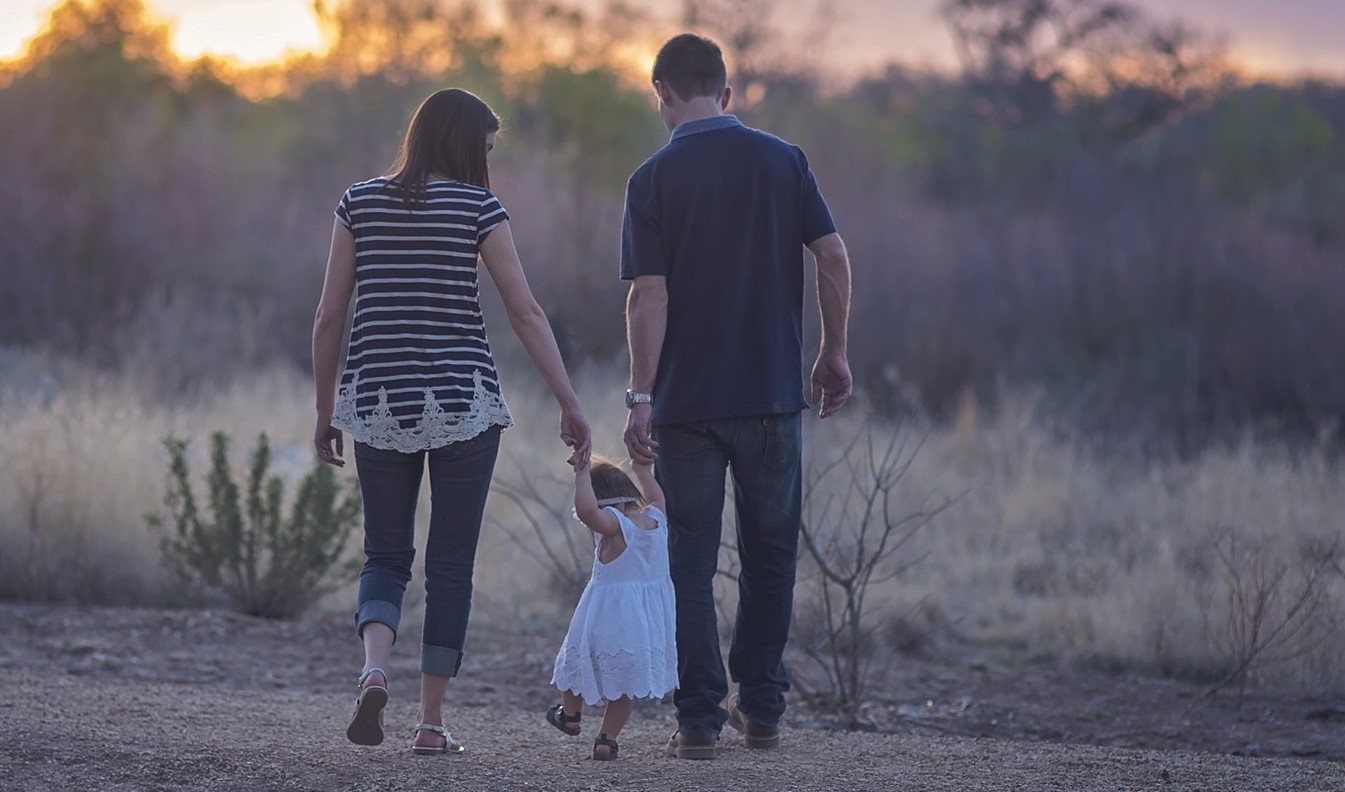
[2, 603, 1343, 792]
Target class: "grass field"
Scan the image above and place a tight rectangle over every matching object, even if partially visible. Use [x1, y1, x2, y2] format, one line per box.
[1, 348, 1341, 690]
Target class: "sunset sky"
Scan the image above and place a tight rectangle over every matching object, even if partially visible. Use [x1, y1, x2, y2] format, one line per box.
[2, 0, 1343, 78]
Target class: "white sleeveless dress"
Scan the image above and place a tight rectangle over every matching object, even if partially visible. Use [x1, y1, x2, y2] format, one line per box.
[551, 505, 678, 705]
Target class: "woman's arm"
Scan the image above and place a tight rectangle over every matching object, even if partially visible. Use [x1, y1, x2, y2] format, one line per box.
[311, 219, 356, 467]
[572, 455, 622, 537]
[479, 221, 591, 463]
[632, 460, 665, 513]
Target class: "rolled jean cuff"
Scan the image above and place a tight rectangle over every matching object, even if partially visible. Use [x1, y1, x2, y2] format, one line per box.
[421, 643, 464, 678]
[355, 599, 401, 643]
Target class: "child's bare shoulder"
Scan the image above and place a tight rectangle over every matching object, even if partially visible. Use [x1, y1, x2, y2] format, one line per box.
[630, 506, 662, 531]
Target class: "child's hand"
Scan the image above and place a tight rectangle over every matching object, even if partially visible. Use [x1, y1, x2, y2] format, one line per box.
[567, 450, 590, 472]
[631, 456, 653, 472]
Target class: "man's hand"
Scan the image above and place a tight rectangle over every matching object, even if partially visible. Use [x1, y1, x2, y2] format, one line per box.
[623, 403, 658, 465]
[810, 351, 853, 419]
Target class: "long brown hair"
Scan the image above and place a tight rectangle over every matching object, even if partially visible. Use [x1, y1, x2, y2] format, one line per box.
[387, 88, 499, 204]
[589, 456, 646, 508]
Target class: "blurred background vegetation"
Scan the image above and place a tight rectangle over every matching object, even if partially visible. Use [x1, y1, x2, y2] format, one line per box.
[2, 0, 1342, 454]
[1, 0, 1342, 690]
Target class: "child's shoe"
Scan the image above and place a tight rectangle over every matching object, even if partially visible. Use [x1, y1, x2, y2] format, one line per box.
[545, 703, 582, 736]
[592, 733, 618, 760]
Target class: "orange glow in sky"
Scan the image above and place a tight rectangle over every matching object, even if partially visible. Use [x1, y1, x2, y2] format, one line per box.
[2, 0, 1344, 77]
[1, 0, 325, 64]
[168, 1, 323, 63]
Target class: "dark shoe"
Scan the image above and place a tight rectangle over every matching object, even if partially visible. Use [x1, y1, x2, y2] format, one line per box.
[592, 732, 618, 761]
[345, 668, 388, 746]
[726, 699, 780, 749]
[666, 729, 718, 760]
[545, 703, 582, 736]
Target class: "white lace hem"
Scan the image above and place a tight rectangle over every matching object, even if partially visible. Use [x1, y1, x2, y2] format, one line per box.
[551, 646, 678, 706]
[332, 369, 513, 453]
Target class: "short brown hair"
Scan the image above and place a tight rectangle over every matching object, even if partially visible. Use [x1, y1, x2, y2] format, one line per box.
[589, 456, 645, 506]
[651, 33, 727, 102]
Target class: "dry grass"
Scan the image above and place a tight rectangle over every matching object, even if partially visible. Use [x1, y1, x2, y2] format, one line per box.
[1, 350, 1340, 688]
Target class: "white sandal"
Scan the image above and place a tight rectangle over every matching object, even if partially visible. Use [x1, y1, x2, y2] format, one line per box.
[345, 668, 388, 746]
[412, 723, 465, 755]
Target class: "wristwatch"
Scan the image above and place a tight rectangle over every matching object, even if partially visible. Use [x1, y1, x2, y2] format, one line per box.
[625, 389, 653, 408]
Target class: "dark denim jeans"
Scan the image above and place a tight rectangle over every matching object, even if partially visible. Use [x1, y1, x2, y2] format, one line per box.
[656, 412, 803, 736]
[352, 427, 500, 678]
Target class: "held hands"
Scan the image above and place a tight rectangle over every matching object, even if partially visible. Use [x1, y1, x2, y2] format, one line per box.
[567, 448, 590, 472]
[810, 351, 853, 419]
[623, 403, 658, 465]
[560, 403, 592, 468]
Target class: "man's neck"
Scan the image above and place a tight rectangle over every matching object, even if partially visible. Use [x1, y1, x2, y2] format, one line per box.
[669, 97, 726, 130]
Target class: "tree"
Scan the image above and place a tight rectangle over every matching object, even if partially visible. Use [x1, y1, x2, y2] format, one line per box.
[0, 0, 180, 346]
[313, 0, 503, 84]
[940, 0, 1222, 126]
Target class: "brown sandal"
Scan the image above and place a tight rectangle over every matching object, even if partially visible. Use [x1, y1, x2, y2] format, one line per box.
[592, 733, 618, 761]
[545, 703, 582, 736]
[345, 668, 388, 746]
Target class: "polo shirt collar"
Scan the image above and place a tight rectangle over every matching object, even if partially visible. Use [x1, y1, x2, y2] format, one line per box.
[670, 114, 743, 141]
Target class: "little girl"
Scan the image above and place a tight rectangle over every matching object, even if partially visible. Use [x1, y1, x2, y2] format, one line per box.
[546, 453, 677, 760]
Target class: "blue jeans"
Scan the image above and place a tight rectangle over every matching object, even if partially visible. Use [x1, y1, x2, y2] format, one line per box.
[352, 427, 501, 678]
[655, 412, 803, 736]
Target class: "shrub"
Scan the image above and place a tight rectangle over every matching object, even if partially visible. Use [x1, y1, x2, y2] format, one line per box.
[1196, 527, 1343, 704]
[147, 431, 361, 618]
[794, 423, 955, 726]
[488, 468, 591, 604]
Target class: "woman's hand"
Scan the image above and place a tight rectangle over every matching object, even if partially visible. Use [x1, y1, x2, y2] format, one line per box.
[314, 420, 345, 467]
[560, 404, 591, 467]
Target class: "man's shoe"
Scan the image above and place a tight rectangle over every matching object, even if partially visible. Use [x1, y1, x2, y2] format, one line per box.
[666, 729, 719, 760]
[726, 699, 781, 749]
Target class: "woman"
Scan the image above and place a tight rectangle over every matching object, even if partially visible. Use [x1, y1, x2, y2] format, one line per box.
[311, 88, 591, 754]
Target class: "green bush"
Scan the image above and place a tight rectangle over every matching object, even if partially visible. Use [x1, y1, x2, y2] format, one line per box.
[147, 431, 361, 618]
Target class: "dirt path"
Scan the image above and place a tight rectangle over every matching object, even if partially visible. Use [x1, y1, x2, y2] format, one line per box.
[2, 604, 1342, 791]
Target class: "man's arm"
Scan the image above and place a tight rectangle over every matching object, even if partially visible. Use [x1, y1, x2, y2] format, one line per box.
[807, 232, 853, 418]
[624, 275, 668, 463]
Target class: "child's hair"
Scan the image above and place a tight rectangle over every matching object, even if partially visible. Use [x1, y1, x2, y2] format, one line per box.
[589, 455, 646, 507]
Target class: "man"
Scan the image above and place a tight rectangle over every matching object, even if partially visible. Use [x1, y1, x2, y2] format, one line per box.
[621, 33, 853, 760]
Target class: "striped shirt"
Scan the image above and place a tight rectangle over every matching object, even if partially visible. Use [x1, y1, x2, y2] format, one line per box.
[330, 177, 513, 453]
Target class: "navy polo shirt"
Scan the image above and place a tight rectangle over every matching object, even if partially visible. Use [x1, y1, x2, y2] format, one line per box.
[620, 114, 837, 427]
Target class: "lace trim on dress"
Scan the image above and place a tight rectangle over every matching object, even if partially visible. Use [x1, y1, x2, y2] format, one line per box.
[554, 645, 677, 705]
[332, 369, 513, 453]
